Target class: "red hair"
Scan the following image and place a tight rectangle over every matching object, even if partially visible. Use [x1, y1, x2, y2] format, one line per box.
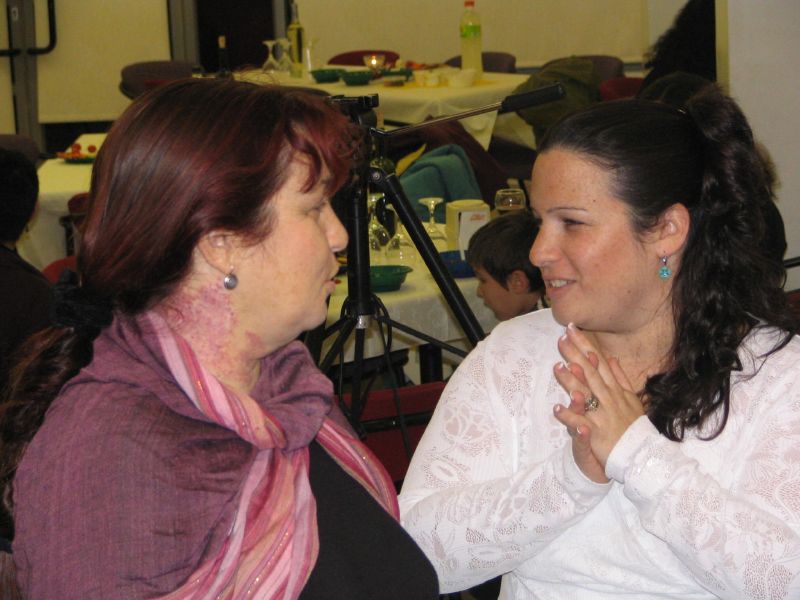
[82, 78, 359, 312]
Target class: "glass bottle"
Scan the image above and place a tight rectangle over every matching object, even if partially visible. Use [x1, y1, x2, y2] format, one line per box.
[459, 0, 483, 81]
[286, 2, 305, 78]
[216, 35, 232, 80]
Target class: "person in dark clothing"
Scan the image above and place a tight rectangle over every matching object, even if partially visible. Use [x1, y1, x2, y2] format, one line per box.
[639, 0, 716, 92]
[0, 148, 51, 416]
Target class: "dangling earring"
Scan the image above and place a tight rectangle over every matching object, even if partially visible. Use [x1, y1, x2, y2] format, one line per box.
[223, 268, 238, 290]
[658, 255, 672, 280]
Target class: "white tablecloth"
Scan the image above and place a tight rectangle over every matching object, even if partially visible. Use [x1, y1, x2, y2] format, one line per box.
[324, 264, 497, 372]
[18, 133, 106, 269]
[238, 69, 534, 150]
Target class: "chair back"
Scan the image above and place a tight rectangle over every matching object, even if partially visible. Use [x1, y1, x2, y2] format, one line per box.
[542, 54, 624, 82]
[339, 381, 446, 484]
[328, 50, 399, 68]
[599, 76, 644, 100]
[0, 134, 40, 166]
[119, 60, 194, 99]
[445, 51, 516, 73]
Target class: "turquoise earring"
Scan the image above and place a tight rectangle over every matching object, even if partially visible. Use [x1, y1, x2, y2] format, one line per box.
[659, 256, 672, 280]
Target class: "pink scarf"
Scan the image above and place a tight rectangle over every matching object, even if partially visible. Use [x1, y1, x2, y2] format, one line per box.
[147, 312, 398, 599]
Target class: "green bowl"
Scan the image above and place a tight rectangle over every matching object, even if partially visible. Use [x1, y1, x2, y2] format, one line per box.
[340, 70, 374, 86]
[310, 68, 343, 83]
[369, 265, 413, 292]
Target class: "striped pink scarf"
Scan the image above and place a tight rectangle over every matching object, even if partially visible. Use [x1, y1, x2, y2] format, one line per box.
[147, 312, 398, 599]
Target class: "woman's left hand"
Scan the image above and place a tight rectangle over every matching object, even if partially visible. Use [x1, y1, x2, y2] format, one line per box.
[552, 323, 645, 468]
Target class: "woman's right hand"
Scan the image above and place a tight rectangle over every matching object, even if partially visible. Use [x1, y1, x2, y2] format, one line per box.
[554, 361, 609, 484]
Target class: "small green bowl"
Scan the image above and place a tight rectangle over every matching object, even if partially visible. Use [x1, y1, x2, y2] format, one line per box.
[340, 70, 374, 86]
[369, 265, 413, 292]
[310, 68, 343, 83]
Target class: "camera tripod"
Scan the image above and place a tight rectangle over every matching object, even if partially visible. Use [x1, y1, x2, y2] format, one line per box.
[313, 85, 565, 447]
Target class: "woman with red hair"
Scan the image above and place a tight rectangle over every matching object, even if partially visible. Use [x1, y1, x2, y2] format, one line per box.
[0, 79, 438, 599]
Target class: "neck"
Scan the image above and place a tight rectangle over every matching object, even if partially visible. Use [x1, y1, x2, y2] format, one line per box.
[158, 281, 262, 396]
[589, 305, 675, 393]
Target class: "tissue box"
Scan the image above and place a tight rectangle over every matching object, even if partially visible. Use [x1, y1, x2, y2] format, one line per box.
[445, 199, 490, 252]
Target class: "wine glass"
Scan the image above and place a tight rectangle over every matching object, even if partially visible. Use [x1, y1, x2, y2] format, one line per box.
[276, 38, 293, 73]
[385, 205, 418, 266]
[262, 40, 280, 73]
[494, 188, 527, 216]
[418, 197, 447, 250]
[368, 193, 391, 262]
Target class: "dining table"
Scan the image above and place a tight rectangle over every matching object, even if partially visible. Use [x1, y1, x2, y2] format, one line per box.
[237, 69, 535, 150]
[323, 261, 498, 383]
[17, 133, 106, 270]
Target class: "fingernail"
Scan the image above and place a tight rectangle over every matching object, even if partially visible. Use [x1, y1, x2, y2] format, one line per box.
[567, 322, 577, 331]
[554, 404, 562, 414]
[555, 361, 567, 372]
[569, 390, 576, 401]
[559, 333, 568, 342]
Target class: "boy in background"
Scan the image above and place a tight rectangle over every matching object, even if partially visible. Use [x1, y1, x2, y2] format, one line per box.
[465, 210, 545, 321]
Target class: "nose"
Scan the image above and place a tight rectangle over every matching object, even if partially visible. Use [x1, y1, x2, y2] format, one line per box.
[529, 226, 552, 268]
[328, 210, 348, 253]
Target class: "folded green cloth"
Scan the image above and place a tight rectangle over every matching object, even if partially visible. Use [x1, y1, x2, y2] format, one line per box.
[398, 144, 482, 223]
[513, 57, 601, 143]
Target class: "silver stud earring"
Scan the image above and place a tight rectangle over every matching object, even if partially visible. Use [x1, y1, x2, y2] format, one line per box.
[223, 270, 238, 290]
[658, 255, 672, 280]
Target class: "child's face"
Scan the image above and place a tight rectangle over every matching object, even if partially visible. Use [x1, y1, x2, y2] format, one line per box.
[474, 266, 526, 321]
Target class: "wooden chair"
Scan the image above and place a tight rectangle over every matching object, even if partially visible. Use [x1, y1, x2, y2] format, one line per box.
[444, 51, 516, 73]
[328, 50, 399, 68]
[119, 60, 194, 99]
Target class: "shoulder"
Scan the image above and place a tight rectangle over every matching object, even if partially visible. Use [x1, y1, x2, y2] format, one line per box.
[443, 309, 563, 416]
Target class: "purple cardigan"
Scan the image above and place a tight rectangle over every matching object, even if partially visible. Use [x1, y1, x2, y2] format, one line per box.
[13, 314, 342, 598]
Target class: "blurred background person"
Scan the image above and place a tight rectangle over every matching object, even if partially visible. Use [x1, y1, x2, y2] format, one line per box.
[0, 79, 438, 599]
[466, 210, 546, 321]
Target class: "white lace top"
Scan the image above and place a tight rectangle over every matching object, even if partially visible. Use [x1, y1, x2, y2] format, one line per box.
[399, 309, 800, 599]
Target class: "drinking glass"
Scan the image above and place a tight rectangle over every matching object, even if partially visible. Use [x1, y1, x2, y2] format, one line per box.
[368, 193, 391, 263]
[494, 188, 527, 216]
[418, 197, 447, 250]
[276, 38, 293, 73]
[385, 205, 418, 266]
[363, 53, 386, 74]
[262, 40, 280, 73]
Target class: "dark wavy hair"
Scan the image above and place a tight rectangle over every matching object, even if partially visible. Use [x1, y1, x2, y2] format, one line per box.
[538, 85, 797, 441]
[466, 209, 544, 293]
[0, 79, 360, 537]
[643, 0, 716, 88]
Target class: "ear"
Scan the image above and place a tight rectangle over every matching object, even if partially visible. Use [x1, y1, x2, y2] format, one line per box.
[650, 203, 690, 257]
[507, 269, 530, 295]
[196, 230, 240, 276]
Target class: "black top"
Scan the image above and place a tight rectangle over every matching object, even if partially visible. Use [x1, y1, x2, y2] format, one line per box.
[0, 247, 51, 387]
[301, 441, 439, 599]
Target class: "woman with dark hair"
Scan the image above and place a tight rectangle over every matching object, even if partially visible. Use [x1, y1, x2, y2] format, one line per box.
[639, 0, 716, 92]
[399, 85, 800, 597]
[1, 79, 438, 598]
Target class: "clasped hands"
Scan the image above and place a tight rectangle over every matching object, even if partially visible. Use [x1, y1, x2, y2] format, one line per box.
[552, 323, 645, 484]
